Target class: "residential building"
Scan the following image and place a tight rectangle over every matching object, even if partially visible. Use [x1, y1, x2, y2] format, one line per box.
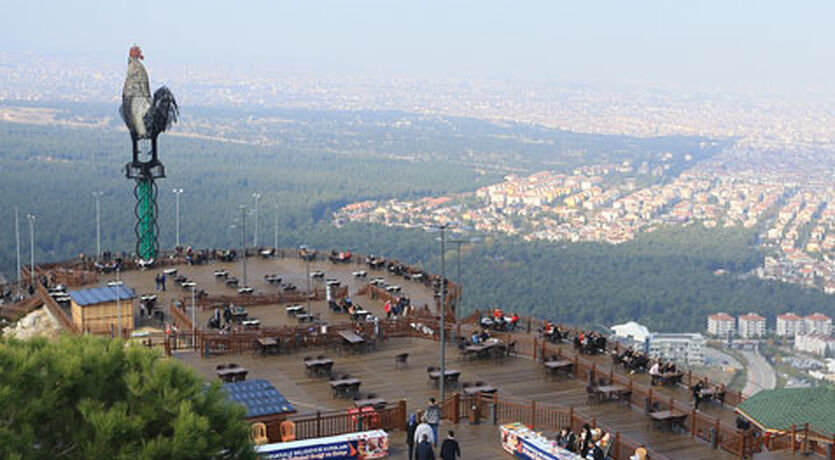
[776, 313, 803, 337]
[647, 333, 706, 366]
[804, 313, 832, 337]
[794, 333, 835, 357]
[707, 312, 735, 337]
[738, 313, 766, 339]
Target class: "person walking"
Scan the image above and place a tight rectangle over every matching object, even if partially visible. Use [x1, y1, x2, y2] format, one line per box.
[415, 434, 435, 460]
[691, 380, 705, 410]
[415, 416, 434, 447]
[424, 398, 441, 447]
[406, 413, 418, 460]
[440, 430, 460, 460]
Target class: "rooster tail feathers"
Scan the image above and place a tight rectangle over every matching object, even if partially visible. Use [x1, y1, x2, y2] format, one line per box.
[145, 86, 179, 137]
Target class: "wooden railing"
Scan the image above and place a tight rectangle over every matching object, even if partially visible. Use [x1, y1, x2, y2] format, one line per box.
[288, 400, 407, 440]
[442, 392, 672, 460]
[35, 282, 79, 334]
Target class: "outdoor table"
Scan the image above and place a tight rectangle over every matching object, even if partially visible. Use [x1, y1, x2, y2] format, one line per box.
[463, 385, 497, 395]
[231, 307, 248, 321]
[238, 287, 254, 294]
[353, 398, 386, 408]
[296, 313, 316, 323]
[286, 305, 305, 316]
[213, 269, 229, 278]
[305, 358, 335, 377]
[428, 369, 461, 387]
[265, 275, 282, 284]
[242, 319, 260, 329]
[654, 371, 683, 386]
[465, 339, 504, 359]
[338, 330, 366, 344]
[217, 367, 248, 383]
[329, 378, 362, 398]
[255, 337, 279, 355]
[225, 278, 239, 288]
[544, 360, 574, 378]
[593, 384, 631, 404]
[649, 410, 688, 432]
[163, 268, 177, 276]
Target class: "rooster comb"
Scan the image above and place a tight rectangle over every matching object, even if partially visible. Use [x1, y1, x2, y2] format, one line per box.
[129, 45, 143, 59]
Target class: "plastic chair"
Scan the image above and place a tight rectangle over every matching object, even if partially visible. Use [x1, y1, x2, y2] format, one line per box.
[279, 420, 296, 442]
[251, 422, 268, 445]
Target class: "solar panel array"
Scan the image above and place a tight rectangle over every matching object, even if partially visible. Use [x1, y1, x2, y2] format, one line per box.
[69, 286, 137, 306]
[224, 379, 295, 418]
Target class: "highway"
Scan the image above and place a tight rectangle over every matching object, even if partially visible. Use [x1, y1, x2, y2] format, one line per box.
[741, 347, 776, 397]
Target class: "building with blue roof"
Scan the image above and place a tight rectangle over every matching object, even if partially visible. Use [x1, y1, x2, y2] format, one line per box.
[223, 379, 296, 443]
[69, 286, 136, 335]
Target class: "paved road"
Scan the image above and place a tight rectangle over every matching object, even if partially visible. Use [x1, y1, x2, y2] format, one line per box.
[741, 347, 776, 396]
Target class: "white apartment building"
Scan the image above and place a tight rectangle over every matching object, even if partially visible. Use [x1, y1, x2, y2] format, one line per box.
[794, 333, 835, 357]
[776, 313, 803, 337]
[647, 333, 706, 366]
[738, 313, 766, 339]
[804, 313, 832, 337]
[707, 313, 735, 337]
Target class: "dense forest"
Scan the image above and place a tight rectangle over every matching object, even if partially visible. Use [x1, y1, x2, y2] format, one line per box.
[2, 111, 832, 331]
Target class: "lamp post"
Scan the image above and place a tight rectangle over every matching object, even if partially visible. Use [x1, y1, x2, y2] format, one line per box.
[93, 191, 103, 260]
[191, 284, 197, 345]
[273, 202, 279, 251]
[116, 264, 121, 338]
[14, 207, 21, 286]
[239, 205, 248, 287]
[252, 193, 261, 248]
[448, 238, 466, 337]
[304, 248, 312, 314]
[437, 224, 449, 403]
[27, 214, 35, 287]
[173, 188, 184, 249]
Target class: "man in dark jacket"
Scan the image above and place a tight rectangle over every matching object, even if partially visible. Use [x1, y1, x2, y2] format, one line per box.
[415, 434, 435, 460]
[406, 413, 418, 460]
[440, 430, 460, 460]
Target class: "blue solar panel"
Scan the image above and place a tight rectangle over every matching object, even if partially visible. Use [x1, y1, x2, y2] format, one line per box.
[223, 379, 295, 418]
[69, 286, 136, 306]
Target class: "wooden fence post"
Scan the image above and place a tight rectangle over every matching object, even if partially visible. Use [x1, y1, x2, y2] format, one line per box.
[533, 337, 538, 362]
[453, 393, 460, 424]
[569, 407, 574, 431]
[791, 424, 796, 455]
[691, 408, 696, 437]
[399, 400, 407, 430]
[316, 411, 322, 438]
[615, 432, 621, 459]
[531, 400, 536, 430]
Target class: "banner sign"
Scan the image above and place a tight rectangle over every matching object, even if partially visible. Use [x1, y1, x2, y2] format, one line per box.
[500, 423, 582, 460]
[257, 430, 388, 460]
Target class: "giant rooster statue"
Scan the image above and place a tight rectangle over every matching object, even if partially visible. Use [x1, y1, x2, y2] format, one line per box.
[120, 45, 178, 264]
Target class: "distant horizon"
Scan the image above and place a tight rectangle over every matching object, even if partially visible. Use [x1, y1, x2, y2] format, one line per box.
[2, 1, 835, 100]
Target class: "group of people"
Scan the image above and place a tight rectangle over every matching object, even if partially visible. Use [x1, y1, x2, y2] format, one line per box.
[574, 331, 607, 355]
[208, 304, 235, 330]
[383, 297, 412, 318]
[648, 360, 683, 386]
[540, 321, 569, 343]
[488, 308, 520, 331]
[554, 424, 619, 460]
[470, 328, 492, 345]
[405, 398, 460, 460]
[153, 272, 167, 291]
[612, 348, 651, 374]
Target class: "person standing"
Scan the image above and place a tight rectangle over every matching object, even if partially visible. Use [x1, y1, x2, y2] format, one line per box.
[160, 272, 166, 291]
[406, 413, 418, 460]
[440, 430, 460, 460]
[692, 380, 705, 410]
[415, 416, 434, 447]
[415, 434, 435, 460]
[424, 398, 441, 447]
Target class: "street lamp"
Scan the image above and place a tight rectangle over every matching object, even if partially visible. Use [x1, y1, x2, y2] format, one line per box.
[239, 205, 249, 287]
[116, 264, 121, 338]
[191, 284, 197, 345]
[448, 236, 478, 337]
[252, 193, 261, 248]
[27, 214, 35, 287]
[173, 188, 184, 249]
[431, 223, 451, 403]
[93, 191, 103, 260]
[14, 207, 21, 286]
[273, 201, 279, 251]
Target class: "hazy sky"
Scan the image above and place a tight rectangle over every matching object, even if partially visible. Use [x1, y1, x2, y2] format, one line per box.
[2, 0, 834, 95]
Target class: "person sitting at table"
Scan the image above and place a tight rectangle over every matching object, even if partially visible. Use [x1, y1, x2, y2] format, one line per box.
[556, 426, 576, 452]
[479, 329, 491, 343]
[348, 303, 358, 315]
[649, 361, 661, 385]
[471, 331, 480, 345]
[355, 323, 364, 337]
[492, 308, 505, 329]
[508, 312, 520, 331]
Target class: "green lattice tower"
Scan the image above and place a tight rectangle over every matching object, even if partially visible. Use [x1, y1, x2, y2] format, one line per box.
[134, 178, 159, 260]
[126, 137, 165, 262]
